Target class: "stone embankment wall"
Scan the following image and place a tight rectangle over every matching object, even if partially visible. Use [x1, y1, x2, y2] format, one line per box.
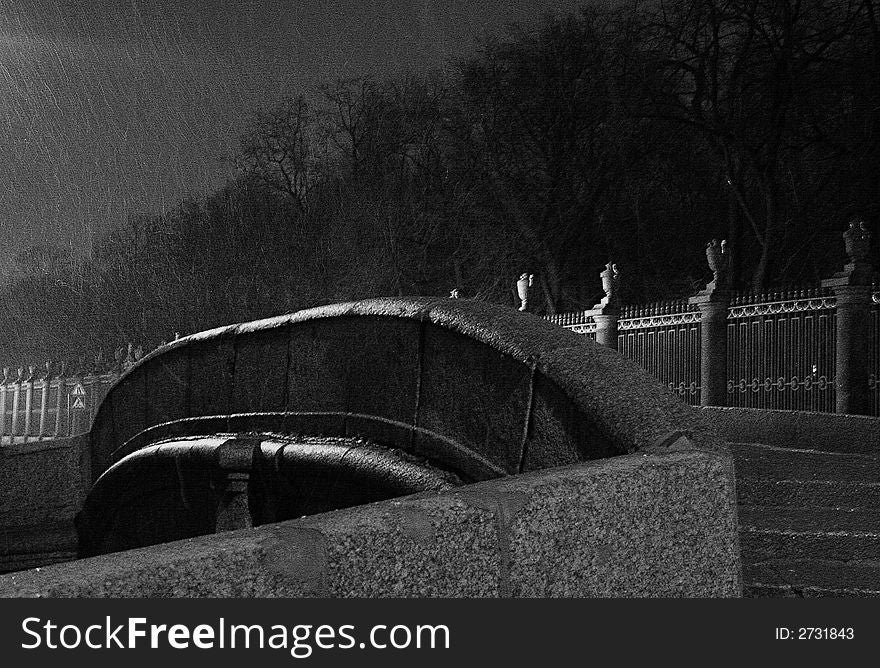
[0, 435, 88, 571]
[0, 450, 738, 597]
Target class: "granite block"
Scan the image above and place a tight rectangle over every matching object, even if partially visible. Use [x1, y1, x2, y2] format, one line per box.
[109, 372, 148, 451]
[187, 337, 235, 420]
[457, 451, 742, 597]
[142, 349, 191, 427]
[288, 496, 500, 597]
[337, 316, 421, 424]
[418, 323, 530, 474]
[231, 327, 290, 414]
[285, 320, 349, 413]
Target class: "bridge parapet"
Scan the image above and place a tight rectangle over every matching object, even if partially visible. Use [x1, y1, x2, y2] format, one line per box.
[89, 297, 727, 483]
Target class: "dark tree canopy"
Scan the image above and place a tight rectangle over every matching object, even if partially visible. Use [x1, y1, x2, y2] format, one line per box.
[1, 0, 878, 366]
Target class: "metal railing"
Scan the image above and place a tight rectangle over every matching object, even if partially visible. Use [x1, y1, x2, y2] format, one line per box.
[618, 301, 701, 405]
[0, 343, 148, 445]
[548, 286, 880, 416]
[726, 288, 837, 412]
[0, 368, 117, 445]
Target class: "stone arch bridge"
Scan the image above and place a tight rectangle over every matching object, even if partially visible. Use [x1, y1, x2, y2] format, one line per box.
[1, 298, 741, 597]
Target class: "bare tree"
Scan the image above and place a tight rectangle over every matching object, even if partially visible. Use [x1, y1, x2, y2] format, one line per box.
[454, 8, 645, 313]
[632, 0, 863, 290]
[235, 95, 319, 213]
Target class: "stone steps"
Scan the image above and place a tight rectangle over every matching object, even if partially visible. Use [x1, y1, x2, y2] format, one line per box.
[731, 441, 880, 597]
[739, 505, 880, 562]
[736, 478, 880, 510]
[733, 443, 880, 487]
[743, 560, 880, 598]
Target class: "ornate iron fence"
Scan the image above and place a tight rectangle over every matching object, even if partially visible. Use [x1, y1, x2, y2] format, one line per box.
[726, 288, 837, 412]
[0, 343, 147, 445]
[547, 311, 597, 339]
[618, 301, 701, 405]
[548, 286, 880, 416]
[548, 301, 701, 404]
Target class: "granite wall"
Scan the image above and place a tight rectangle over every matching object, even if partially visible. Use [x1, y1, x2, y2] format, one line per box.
[0, 451, 741, 597]
[0, 435, 88, 571]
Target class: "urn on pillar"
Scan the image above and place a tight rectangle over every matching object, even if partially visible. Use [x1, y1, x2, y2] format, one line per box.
[701, 239, 729, 295]
[516, 273, 534, 311]
[585, 261, 622, 350]
[595, 262, 620, 309]
[840, 220, 873, 281]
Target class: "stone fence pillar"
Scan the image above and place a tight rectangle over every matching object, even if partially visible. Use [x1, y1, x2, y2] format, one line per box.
[822, 220, 875, 416]
[689, 240, 730, 407]
[591, 313, 619, 350]
[689, 292, 729, 406]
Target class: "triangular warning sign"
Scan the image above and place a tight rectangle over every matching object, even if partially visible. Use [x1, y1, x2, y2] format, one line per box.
[72, 396, 86, 410]
[71, 383, 86, 396]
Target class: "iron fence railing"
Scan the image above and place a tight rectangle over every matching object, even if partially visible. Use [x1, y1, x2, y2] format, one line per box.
[549, 286, 880, 416]
[0, 370, 117, 445]
[0, 342, 148, 444]
[546, 311, 597, 339]
[726, 288, 837, 412]
[618, 301, 701, 405]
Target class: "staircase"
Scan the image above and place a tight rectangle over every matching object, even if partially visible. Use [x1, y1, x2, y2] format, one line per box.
[732, 441, 880, 597]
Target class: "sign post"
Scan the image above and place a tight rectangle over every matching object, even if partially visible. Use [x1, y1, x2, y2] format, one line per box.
[70, 382, 87, 435]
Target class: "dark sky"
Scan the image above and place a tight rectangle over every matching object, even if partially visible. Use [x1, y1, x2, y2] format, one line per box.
[0, 0, 582, 278]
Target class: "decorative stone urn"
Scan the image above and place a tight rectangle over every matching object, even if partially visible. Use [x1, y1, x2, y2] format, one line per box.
[701, 239, 728, 294]
[516, 273, 534, 311]
[595, 262, 620, 308]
